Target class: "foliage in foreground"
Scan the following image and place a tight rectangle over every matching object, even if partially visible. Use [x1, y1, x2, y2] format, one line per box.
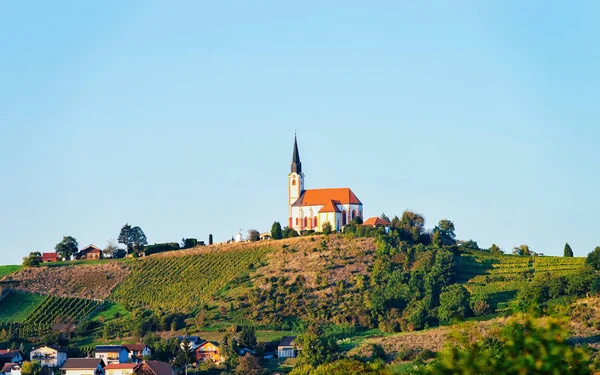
[290, 359, 391, 375]
[423, 315, 591, 374]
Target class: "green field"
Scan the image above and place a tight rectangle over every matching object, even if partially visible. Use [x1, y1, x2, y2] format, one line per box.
[0, 291, 47, 323]
[0, 265, 21, 279]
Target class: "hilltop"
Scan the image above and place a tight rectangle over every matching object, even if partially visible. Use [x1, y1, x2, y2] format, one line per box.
[0, 233, 590, 347]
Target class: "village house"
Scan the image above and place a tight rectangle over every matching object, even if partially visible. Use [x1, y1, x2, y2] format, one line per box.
[61, 358, 105, 375]
[194, 341, 221, 363]
[94, 346, 128, 365]
[277, 337, 299, 358]
[104, 363, 140, 375]
[74, 245, 102, 260]
[1, 363, 20, 375]
[42, 253, 58, 262]
[30, 345, 67, 367]
[362, 217, 391, 227]
[124, 345, 151, 363]
[176, 336, 204, 351]
[0, 351, 22, 367]
[136, 361, 174, 375]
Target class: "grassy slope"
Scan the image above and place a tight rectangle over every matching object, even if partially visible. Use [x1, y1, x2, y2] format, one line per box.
[0, 291, 47, 322]
[0, 265, 21, 278]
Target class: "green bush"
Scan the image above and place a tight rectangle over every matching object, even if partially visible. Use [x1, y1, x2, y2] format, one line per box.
[144, 242, 180, 256]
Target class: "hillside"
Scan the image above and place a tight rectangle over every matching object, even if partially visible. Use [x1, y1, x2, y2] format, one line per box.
[0, 234, 590, 345]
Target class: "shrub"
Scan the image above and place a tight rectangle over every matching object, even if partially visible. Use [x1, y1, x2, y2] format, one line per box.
[144, 242, 180, 256]
[438, 284, 470, 322]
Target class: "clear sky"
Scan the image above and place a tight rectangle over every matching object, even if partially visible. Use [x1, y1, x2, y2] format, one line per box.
[1, 1, 599, 265]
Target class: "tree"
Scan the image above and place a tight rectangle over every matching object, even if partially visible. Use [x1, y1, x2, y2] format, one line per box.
[118, 224, 147, 256]
[247, 229, 260, 242]
[282, 226, 299, 238]
[22, 252, 42, 267]
[55, 236, 78, 261]
[297, 326, 337, 368]
[221, 333, 239, 369]
[434, 219, 456, 246]
[489, 244, 503, 255]
[271, 222, 283, 240]
[322, 221, 332, 235]
[564, 243, 574, 257]
[238, 326, 257, 350]
[512, 244, 531, 256]
[380, 213, 391, 222]
[587, 246, 600, 271]
[174, 339, 195, 373]
[400, 211, 425, 242]
[21, 361, 42, 375]
[460, 240, 479, 250]
[103, 239, 120, 258]
[235, 354, 263, 375]
[209, 234, 214, 245]
[438, 284, 470, 322]
[425, 316, 591, 374]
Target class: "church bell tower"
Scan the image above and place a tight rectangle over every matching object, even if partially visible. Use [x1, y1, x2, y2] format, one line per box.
[288, 135, 305, 213]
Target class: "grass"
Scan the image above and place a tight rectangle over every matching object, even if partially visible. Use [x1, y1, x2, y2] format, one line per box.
[89, 302, 130, 322]
[0, 265, 21, 279]
[0, 291, 47, 322]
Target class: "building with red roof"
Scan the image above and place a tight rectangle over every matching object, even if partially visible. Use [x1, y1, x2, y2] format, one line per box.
[362, 217, 391, 227]
[288, 136, 363, 232]
[42, 253, 58, 263]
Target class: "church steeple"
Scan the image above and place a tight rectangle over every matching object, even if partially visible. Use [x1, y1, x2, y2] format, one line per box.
[291, 135, 302, 174]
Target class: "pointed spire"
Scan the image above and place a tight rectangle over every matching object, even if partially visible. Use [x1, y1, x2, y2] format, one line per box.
[291, 134, 302, 174]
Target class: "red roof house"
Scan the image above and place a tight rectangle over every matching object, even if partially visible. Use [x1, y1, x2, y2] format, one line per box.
[362, 217, 392, 227]
[42, 253, 58, 262]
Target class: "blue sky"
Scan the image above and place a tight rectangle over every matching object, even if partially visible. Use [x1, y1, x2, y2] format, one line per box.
[1, 1, 599, 265]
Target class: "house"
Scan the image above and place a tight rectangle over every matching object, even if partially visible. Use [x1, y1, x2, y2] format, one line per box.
[362, 217, 391, 227]
[137, 361, 174, 375]
[277, 337, 299, 358]
[42, 253, 58, 262]
[74, 245, 102, 260]
[259, 232, 272, 241]
[104, 363, 141, 375]
[176, 336, 204, 351]
[124, 345, 151, 363]
[0, 351, 22, 367]
[30, 345, 67, 367]
[287, 136, 363, 232]
[195, 341, 221, 363]
[1, 363, 20, 375]
[61, 358, 105, 375]
[94, 346, 129, 365]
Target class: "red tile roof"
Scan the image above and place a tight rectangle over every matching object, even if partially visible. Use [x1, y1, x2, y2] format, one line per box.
[318, 200, 341, 213]
[2, 364, 19, 373]
[362, 217, 391, 226]
[292, 188, 362, 207]
[143, 361, 173, 375]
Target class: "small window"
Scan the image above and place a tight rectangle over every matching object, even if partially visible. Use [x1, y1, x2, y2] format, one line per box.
[295, 218, 299, 225]
[314, 217, 318, 227]
[292, 179, 296, 186]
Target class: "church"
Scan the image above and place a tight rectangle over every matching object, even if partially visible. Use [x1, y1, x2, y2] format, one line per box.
[288, 136, 363, 232]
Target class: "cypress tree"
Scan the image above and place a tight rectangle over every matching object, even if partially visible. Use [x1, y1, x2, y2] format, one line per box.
[564, 242, 574, 257]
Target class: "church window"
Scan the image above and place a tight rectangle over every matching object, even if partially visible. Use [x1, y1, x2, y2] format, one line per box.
[303, 217, 307, 228]
[314, 217, 318, 227]
[292, 179, 296, 186]
[296, 218, 299, 225]
[352, 210, 356, 219]
[289, 217, 292, 227]
[342, 211, 347, 226]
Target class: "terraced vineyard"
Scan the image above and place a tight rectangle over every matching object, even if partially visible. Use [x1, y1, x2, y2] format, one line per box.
[17, 295, 99, 337]
[111, 245, 273, 313]
[457, 250, 586, 308]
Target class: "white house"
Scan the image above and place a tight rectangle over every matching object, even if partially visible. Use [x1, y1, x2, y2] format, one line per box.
[287, 136, 363, 232]
[61, 358, 104, 375]
[30, 346, 67, 368]
[123, 345, 151, 363]
[1, 363, 21, 375]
